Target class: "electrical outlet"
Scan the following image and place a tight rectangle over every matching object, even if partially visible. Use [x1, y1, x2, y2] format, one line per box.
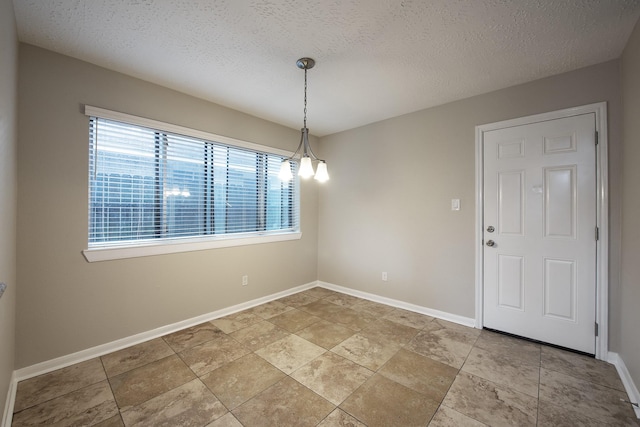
[382, 272, 388, 282]
[242, 275, 248, 286]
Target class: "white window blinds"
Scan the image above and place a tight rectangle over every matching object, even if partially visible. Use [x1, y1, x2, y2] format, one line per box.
[87, 110, 299, 248]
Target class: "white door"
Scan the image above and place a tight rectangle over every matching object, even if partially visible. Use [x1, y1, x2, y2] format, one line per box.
[483, 113, 597, 354]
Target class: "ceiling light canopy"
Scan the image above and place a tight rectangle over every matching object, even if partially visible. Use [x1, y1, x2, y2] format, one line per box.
[279, 58, 329, 183]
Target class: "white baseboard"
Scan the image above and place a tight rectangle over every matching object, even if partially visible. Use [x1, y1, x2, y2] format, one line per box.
[317, 281, 476, 328]
[1, 372, 16, 427]
[608, 352, 640, 419]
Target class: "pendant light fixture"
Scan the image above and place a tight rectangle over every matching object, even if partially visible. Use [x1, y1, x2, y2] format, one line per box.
[279, 57, 329, 183]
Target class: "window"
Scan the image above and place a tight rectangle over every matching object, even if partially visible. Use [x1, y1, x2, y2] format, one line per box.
[83, 106, 299, 261]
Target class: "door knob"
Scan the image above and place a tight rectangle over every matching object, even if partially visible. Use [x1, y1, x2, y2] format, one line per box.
[487, 226, 495, 233]
[486, 240, 495, 247]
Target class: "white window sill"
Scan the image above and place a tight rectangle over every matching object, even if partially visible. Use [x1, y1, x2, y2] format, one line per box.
[83, 232, 302, 262]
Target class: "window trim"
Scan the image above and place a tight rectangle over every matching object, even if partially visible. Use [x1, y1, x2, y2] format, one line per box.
[83, 105, 301, 262]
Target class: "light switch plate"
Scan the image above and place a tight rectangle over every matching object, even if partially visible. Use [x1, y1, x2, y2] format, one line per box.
[451, 199, 460, 211]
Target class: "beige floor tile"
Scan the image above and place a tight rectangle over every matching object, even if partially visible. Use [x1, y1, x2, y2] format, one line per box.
[298, 299, 346, 319]
[350, 300, 395, 317]
[233, 377, 334, 427]
[322, 308, 378, 331]
[428, 405, 487, 426]
[162, 322, 226, 353]
[278, 292, 320, 308]
[201, 353, 286, 410]
[296, 320, 355, 349]
[120, 379, 227, 426]
[93, 414, 125, 427]
[255, 334, 326, 374]
[12, 380, 117, 427]
[101, 337, 174, 378]
[383, 308, 434, 329]
[211, 311, 263, 334]
[243, 300, 293, 319]
[13, 358, 107, 412]
[461, 347, 540, 397]
[205, 412, 244, 427]
[179, 334, 250, 376]
[323, 293, 364, 307]
[539, 367, 638, 425]
[302, 287, 338, 299]
[541, 345, 625, 390]
[442, 372, 537, 427]
[360, 318, 420, 345]
[340, 374, 439, 427]
[109, 354, 195, 410]
[406, 323, 478, 369]
[229, 320, 290, 351]
[268, 308, 322, 332]
[317, 408, 367, 427]
[378, 348, 458, 401]
[332, 333, 402, 371]
[474, 330, 541, 367]
[536, 399, 605, 426]
[291, 352, 373, 405]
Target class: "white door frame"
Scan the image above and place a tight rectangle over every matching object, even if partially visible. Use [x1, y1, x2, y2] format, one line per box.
[475, 102, 609, 360]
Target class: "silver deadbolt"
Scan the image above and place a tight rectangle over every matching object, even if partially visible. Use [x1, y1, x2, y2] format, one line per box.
[486, 240, 495, 247]
[487, 226, 495, 233]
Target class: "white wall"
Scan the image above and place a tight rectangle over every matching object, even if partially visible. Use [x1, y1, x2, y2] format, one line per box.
[16, 44, 319, 368]
[0, 0, 18, 416]
[620, 17, 640, 394]
[318, 60, 624, 349]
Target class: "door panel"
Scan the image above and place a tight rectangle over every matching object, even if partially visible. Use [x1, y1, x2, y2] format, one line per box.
[483, 113, 596, 354]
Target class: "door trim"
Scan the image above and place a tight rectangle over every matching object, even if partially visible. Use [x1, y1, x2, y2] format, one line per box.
[474, 102, 609, 360]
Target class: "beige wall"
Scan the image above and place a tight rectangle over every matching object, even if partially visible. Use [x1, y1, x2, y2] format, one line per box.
[0, 0, 18, 415]
[621, 18, 640, 391]
[318, 61, 623, 348]
[16, 44, 319, 368]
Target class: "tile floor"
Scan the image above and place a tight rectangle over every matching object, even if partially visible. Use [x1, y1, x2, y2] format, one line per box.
[10, 287, 640, 426]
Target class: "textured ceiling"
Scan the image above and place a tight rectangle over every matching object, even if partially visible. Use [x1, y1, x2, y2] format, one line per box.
[12, 0, 640, 136]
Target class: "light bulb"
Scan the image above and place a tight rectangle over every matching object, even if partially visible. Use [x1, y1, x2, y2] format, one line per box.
[298, 157, 315, 178]
[279, 160, 293, 181]
[314, 161, 329, 182]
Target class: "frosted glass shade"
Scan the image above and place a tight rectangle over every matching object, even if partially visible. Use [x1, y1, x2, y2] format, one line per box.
[279, 160, 293, 181]
[314, 161, 329, 182]
[298, 157, 315, 178]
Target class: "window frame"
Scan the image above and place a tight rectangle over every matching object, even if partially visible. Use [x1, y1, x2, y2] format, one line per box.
[82, 105, 301, 262]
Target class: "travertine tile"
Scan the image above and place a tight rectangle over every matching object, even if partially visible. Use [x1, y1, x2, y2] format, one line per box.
[291, 352, 373, 405]
[120, 379, 226, 426]
[332, 333, 402, 371]
[428, 405, 487, 426]
[302, 287, 338, 299]
[268, 308, 322, 332]
[296, 320, 355, 349]
[278, 292, 320, 308]
[323, 293, 364, 308]
[406, 322, 478, 369]
[14, 358, 107, 412]
[233, 377, 334, 426]
[12, 380, 117, 426]
[255, 334, 326, 374]
[378, 348, 458, 401]
[93, 414, 125, 427]
[442, 372, 537, 427]
[539, 367, 637, 425]
[179, 334, 250, 376]
[201, 353, 286, 410]
[541, 345, 624, 390]
[229, 320, 290, 351]
[350, 300, 395, 317]
[101, 337, 174, 378]
[211, 311, 263, 334]
[243, 300, 293, 319]
[317, 409, 367, 427]
[461, 347, 540, 397]
[323, 308, 378, 331]
[205, 412, 244, 427]
[383, 308, 434, 329]
[474, 330, 540, 367]
[109, 354, 195, 410]
[163, 322, 225, 353]
[537, 399, 604, 426]
[298, 299, 345, 319]
[360, 318, 420, 346]
[340, 374, 439, 427]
